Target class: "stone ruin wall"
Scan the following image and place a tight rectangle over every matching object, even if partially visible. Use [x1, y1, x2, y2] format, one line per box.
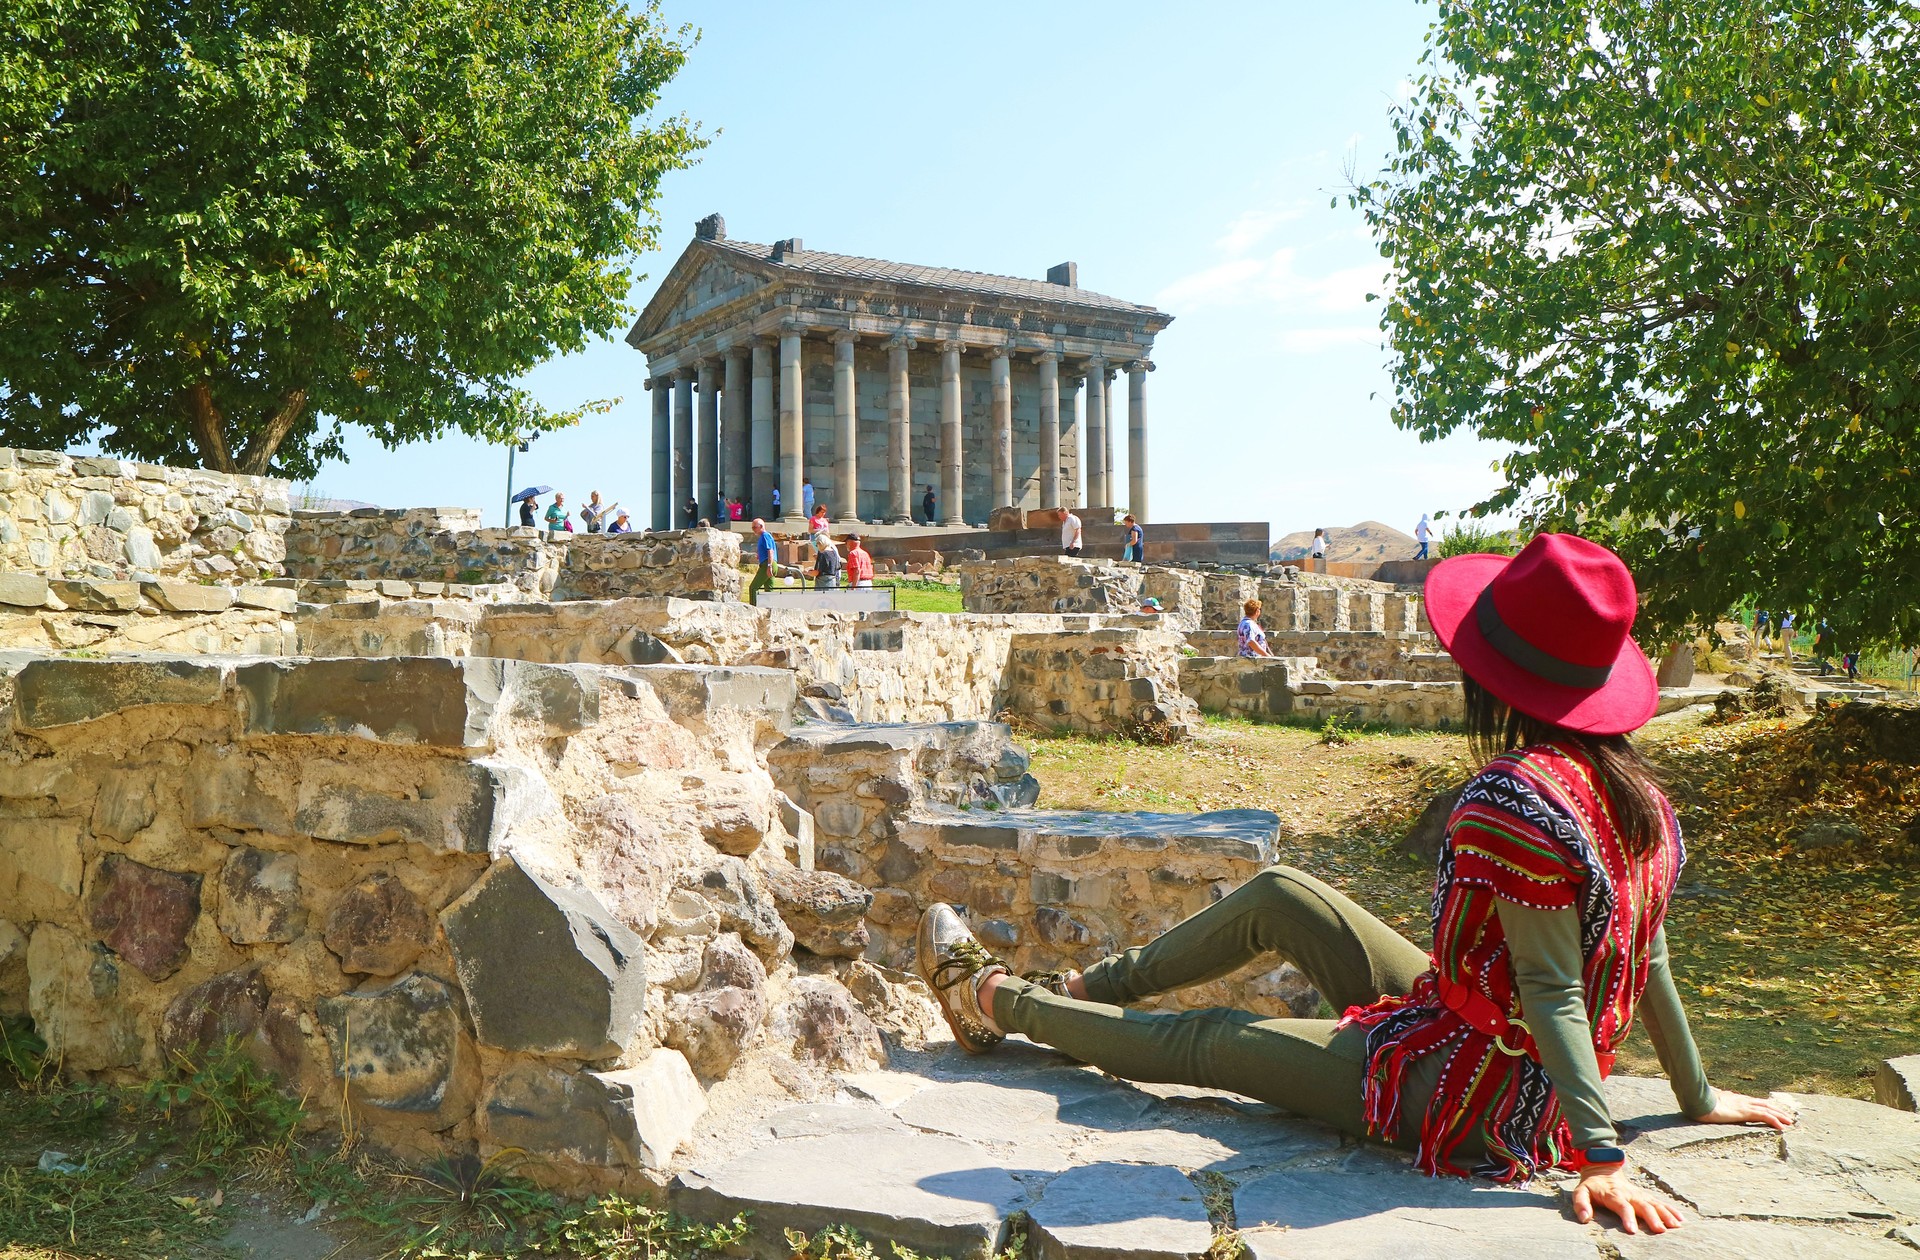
[284, 510, 741, 603]
[0, 575, 298, 655]
[0, 651, 936, 1186]
[0, 446, 291, 582]
[1000, 628, 1203, 738]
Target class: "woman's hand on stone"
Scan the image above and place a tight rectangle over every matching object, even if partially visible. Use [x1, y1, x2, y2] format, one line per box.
[1694, 1091, 1795, 1130]
[1571, 1165, 1684, 1234]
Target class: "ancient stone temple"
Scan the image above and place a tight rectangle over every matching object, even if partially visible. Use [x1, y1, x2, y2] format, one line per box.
[626, 214, 1173, 530]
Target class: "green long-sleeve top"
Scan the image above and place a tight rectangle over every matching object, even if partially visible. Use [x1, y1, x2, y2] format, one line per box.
[1494, 901, 1717, 1149]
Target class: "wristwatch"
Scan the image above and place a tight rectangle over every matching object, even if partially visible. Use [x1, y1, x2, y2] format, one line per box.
[1572, 1145, 1628, 1173]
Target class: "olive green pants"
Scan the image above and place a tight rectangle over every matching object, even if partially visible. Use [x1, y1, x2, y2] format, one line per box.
[991, 865, 1440, 1146]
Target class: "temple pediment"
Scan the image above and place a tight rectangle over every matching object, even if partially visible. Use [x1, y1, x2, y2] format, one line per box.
[630, 246, 774, 345]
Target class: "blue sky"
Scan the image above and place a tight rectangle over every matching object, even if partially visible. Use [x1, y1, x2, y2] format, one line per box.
[312, 0, 1508, 541]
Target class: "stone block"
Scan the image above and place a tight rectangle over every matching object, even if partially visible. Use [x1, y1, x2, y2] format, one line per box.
[86, 854, 201, 980]
[323, 872, 431, 976]
[187, 751, 294, 835]
[442, 855, 646, 1058]
[50, 580, 142, 611]
[215, 848, 305, 944]
[664, 933, 768, 1077]
[1026, 1163, 1213, 1260]
[0, 573, 49, 606]
[237, 657, 595, 748]
[27, 924, 142, 1070]
[1876, 1054, 1920, 1112]
[232, 586, 298, 613]
[1611, 1220, 1917, 1259]
[316, 971, 473, 1115]
[1236, 1169, 1589, 1258]
[482, 1051, 705, 1170]
[142, 580, 234, 612]
[14, 657, 229, 729]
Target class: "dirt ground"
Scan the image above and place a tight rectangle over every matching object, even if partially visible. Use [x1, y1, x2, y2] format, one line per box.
[1026, 707, 1920, 1100]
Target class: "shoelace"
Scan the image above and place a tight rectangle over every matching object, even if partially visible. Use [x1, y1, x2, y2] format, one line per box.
[1020, 969, 1077, 996]
[927, 938, 999, 991]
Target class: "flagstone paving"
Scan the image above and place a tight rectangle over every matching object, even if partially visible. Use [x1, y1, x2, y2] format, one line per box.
[669, 1039, 1920, 1259]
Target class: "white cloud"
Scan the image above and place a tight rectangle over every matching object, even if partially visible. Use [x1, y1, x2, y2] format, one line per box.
[1214, 204, 1305, 253]
[1276, 326, 1381, 354]
[1156, 246, 1384, 314]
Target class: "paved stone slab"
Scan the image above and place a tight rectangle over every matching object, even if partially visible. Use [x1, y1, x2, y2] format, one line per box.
[837, 1069, 930, 1108]
[1876, 1055, 1920, 1113]
[1026, 1163, 1213, 1260]
[1604, 1074, 1774, 1155]
[754, 1103, 912, 1141]
[1783, 1091, 1920, 1174]
[894, 1076, 1116, 1146]
[674, 1131, 1025, 1258]
[1610, 1219, 1915, 1258]
[1235, 1169, 1594, 1259]
[1639, 1153, 1893, 1222]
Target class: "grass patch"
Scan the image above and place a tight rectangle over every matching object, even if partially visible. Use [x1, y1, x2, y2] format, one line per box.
[880, 578, 963, 613]
[1025, 710, 1920, 1099]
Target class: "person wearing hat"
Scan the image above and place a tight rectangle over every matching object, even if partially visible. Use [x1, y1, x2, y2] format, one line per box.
[912, 534, 1792, 1234]
[1138, 596, 1164, 615]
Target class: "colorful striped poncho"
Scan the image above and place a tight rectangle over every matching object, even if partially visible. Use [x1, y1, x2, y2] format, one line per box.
[1339, 741, 1685, 1180]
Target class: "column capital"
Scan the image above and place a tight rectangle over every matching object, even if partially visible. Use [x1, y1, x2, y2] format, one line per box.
[1086, 353, 1108, 371]
[884, 332, 918, 351]
[753, 333, 779, 350]
[830, 329, 859, 347]
[1036, 350, 1062, 365]
[1127, 359, 1156, 374]
[778, 316, 807, 337]
[989, 344, 1015, 361]
[936, 339, 965, 355]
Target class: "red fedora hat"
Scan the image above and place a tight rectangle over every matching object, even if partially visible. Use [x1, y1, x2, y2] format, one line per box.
[1424, 532, 1657, 736]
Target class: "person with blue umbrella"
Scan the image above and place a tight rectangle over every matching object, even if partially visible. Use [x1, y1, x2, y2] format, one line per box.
[511, 485, 552, 529]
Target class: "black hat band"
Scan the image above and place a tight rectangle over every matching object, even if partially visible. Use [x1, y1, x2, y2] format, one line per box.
[1474, 586, 1614, 690]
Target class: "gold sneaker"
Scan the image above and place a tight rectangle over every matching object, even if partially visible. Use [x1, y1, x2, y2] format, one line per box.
[915, 903, 1007, 1054]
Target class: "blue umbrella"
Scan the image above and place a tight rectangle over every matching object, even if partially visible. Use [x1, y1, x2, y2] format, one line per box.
[510, 485, 552, 502]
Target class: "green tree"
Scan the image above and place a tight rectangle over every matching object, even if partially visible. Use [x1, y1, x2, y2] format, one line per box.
[1354, 0, 1920, 642]
[0, 0, 702, 479]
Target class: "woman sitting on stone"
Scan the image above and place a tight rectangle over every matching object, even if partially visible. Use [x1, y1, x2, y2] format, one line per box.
[916, 534, 1793, 1236]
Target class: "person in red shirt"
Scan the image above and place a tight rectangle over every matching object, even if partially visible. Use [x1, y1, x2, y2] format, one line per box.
[845, 534, 874, 588]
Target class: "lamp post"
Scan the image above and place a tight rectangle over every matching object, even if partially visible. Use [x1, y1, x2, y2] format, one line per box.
[503, 432, 538, 527]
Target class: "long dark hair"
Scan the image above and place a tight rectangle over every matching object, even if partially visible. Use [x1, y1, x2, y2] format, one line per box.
[1461, 675, 1667, 856]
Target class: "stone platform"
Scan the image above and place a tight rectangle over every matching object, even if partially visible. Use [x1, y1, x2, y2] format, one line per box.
[671, 1040, 1920, 1259]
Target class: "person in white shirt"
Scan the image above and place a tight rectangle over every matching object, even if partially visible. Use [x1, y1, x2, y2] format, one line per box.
[1061, 510, 1083, 558]
[1310, 528, 1327, 571]
[1415, 513, 1432, 559]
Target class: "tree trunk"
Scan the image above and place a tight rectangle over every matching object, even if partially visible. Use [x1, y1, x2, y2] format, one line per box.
[184, 382, 310, 477]
[186, 381, 235, 473]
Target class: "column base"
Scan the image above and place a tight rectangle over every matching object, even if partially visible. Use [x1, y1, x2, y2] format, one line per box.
[780, 513, 808, 529]
[883, 514, 914, 526]
[834, 516, 864, 528]
[939, 517, 968, 528]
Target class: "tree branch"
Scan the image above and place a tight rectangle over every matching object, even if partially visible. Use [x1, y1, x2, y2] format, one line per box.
[236, 388, 309, 476]
[186, 382, 234, 472]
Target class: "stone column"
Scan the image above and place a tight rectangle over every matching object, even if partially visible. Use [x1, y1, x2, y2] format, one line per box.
[779, 327, 805, 524]
[1062, 372, 1083, 508]
[1128, 360, 1152, 521]
[832, 331, 860, 523]
[750, 338, 775, 518]
[989, 348, 1013, 511]
[724, 348, 750, 509]
[1084, 357, 1108, 509]
[697, 358, 721, 521]
[1102, 368, 1116, 506]
[672, 374, 694, 526]
[1037, 352, 1061, 508]
[938, 341, 965, 526]
[649, 376, 671, 531]
[885, 334, 915, 524]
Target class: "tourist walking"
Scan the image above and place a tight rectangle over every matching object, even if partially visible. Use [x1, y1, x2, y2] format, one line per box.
[545, 492, 571, 535]
[913, 533, 1791, 1233]
[1415, 513, 1432, 559]
[582, 491, 608, 533]
[922, 485, 936, 524]
[1061, 508, 1083, 557]
[683, 496, 699, 528]
[1310, 527, 1328, 571]
[748, 518, 776, 602]
[802, 479, 815, 520]
[1779, 612, 1797, 664]
[1753, 609, 1771, 652]
[1237, 598, 1273, 658]
[811, 532, 842, 589]
[1123, 514, 1145, 563]
[846, 534, 874, 588]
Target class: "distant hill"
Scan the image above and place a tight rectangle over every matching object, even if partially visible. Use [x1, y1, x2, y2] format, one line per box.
[1272, 520, 1419, 564]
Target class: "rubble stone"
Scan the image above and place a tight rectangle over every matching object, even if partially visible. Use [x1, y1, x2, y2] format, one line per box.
[0, 917, 28, 1016]
[323, 873, 430, 976]
[159, 966, 305, 1077]
[759, 863, 872, 958]
[1877, 1055, 1920, 1112]
[664, 933, 767, 1077]
[441, 855, 646, 1058]
[482, 1051, 706, 1170]
[316, 971, 470, 1114]
[26, 924, 142, 1070]
[216, 848, 305, 944]
[772, 976, 887, 1072]
[86, 854, 201, 980]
